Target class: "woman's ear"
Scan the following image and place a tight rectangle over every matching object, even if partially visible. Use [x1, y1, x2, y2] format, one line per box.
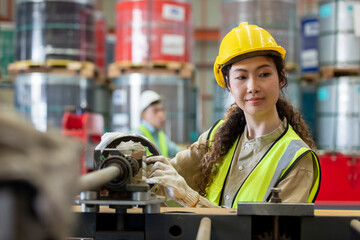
[279, 70, 286, 88]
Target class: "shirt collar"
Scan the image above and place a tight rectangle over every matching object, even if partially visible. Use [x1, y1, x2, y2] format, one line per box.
[243, 118, 287, 150]
[141, 120, 156, 133]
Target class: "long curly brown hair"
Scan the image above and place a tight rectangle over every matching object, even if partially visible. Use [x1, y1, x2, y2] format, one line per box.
[195, 53, 315, 197]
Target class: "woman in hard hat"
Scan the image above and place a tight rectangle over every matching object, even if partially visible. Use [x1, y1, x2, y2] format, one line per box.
[146, 22, 321, 208]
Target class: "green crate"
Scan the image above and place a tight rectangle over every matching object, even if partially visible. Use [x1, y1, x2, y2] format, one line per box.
[0, 22, 15, 78]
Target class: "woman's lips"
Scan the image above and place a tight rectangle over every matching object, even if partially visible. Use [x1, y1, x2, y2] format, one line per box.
[246, 98, 264, 104]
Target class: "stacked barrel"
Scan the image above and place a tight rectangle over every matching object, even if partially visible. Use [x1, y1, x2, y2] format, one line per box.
[0, 22, 15, 113]
[9, 0, 108, 132]
[109, 0, 196, 144]
[214, 0, 301, 120]
[314, 0, 360, 204]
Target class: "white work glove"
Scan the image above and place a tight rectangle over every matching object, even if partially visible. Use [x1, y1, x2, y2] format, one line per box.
[146, 156, 200, 207]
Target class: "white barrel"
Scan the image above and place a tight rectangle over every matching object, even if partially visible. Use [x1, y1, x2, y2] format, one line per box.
[15, 73, 95, 132]
[213, 82, 234, 121]
[283, 73, 302, 110]
[94, 84, 111, 131]
[316, 76, 360, 152]
[319, 0, 360, 67]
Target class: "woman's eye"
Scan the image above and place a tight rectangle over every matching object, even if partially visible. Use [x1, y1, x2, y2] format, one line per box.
[235, 76, 246, 80]
[259, 72, 270, 77]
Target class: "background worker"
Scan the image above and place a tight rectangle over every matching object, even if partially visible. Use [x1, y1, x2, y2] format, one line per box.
[131, 90, 181, 158]
[144, 22, 321, 208]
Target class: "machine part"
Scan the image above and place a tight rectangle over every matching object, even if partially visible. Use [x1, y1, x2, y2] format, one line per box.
[75, 193, 164, 214]
[196, 217, 212, 240]
[99, 155, 134, 191]
[80, 191, 99, 213]
[274, 215, 280, 240]
[270, 188, 282, 203]
[77, 134, 165, 213]
[94, 134, 161, 169]
[237, 202, 314, 216]
[78, 165, 121, 192]
[258, 232, 292, 240]
[72, 207, 360, 240]
[350, 219, 360, 237]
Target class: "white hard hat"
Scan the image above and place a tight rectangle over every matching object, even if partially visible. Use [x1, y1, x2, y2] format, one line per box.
[139, 90, 162, 113]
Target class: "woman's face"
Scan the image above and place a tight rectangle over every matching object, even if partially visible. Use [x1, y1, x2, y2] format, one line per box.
[227, 56, 283, 120]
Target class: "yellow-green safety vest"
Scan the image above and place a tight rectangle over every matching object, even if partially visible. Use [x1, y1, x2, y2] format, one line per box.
[138, 125, 169, 157]
[205, 120, 321, 208]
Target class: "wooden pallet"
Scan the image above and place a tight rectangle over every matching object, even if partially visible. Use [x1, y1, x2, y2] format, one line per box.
[108, 61, 194, 79]
[300, 72, 320, 83]
[285, 62, 299, 73]
[8, 60, 96, 78]
[320, 66, 360, 79]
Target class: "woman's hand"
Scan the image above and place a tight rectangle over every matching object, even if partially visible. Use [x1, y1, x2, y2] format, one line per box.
[146, 156, 199, 207]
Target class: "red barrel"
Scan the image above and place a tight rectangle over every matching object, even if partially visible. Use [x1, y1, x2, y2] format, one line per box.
[95, 11, 107, 72]
[316, 153, 360, 205]
[115, 0, 192, 64]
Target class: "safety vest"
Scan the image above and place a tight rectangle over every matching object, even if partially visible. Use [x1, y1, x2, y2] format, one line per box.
[205, 120, 321, 208]
[138, 125, 169, 157]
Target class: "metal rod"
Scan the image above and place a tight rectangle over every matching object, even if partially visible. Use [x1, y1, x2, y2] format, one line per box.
[78, 165, 121, 192]
[196, 217, 211, 240]
[273, 215, 279, 240]
[350, 219, 360, 236]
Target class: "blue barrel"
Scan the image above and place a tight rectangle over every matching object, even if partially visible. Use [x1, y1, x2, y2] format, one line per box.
[300, 15, 319, 73]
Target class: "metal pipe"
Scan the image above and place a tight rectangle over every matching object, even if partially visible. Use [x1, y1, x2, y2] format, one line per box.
[78, 165, 121, 192]
[196, 217, 211, 240]
[350, 219, 360, 236]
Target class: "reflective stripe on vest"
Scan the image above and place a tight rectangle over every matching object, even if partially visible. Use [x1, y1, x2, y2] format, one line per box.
[205, 120, 321, 208]
[138, 125, 169, 157]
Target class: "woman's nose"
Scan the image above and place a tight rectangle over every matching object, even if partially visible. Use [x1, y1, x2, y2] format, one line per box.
[247, 77, 259, 93]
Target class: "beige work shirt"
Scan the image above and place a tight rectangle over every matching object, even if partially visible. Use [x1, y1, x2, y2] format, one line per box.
[169, 119, 315, 208]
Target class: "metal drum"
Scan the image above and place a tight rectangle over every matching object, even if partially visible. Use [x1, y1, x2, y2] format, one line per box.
[94, 11, 107, 72]
[301, 83, 317, 140]
[222, 0, 297, 65]
[213, 82, 234, 121]
[319, 0, 360, 67]
[316, 76, 360, 152]
[15, 0, 95, 64]
[111, 73, 193, 143]
[0, 82, 15, 113]
[94, 83, 111, 131]
[15, 73, 95, 132]
[106, 34, 116, 66]
[283, 73, 302, 110]
[300, 15, 319, 74]
[115, 0, 193, 64]
[0, 22, 15, 79]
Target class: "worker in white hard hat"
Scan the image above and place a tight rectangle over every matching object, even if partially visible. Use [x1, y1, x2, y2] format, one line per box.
[144, 22, 321, 208]
[131, 90, 181, 158]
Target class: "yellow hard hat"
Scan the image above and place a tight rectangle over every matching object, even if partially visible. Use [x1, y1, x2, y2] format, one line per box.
[214, 22, 286, 88]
